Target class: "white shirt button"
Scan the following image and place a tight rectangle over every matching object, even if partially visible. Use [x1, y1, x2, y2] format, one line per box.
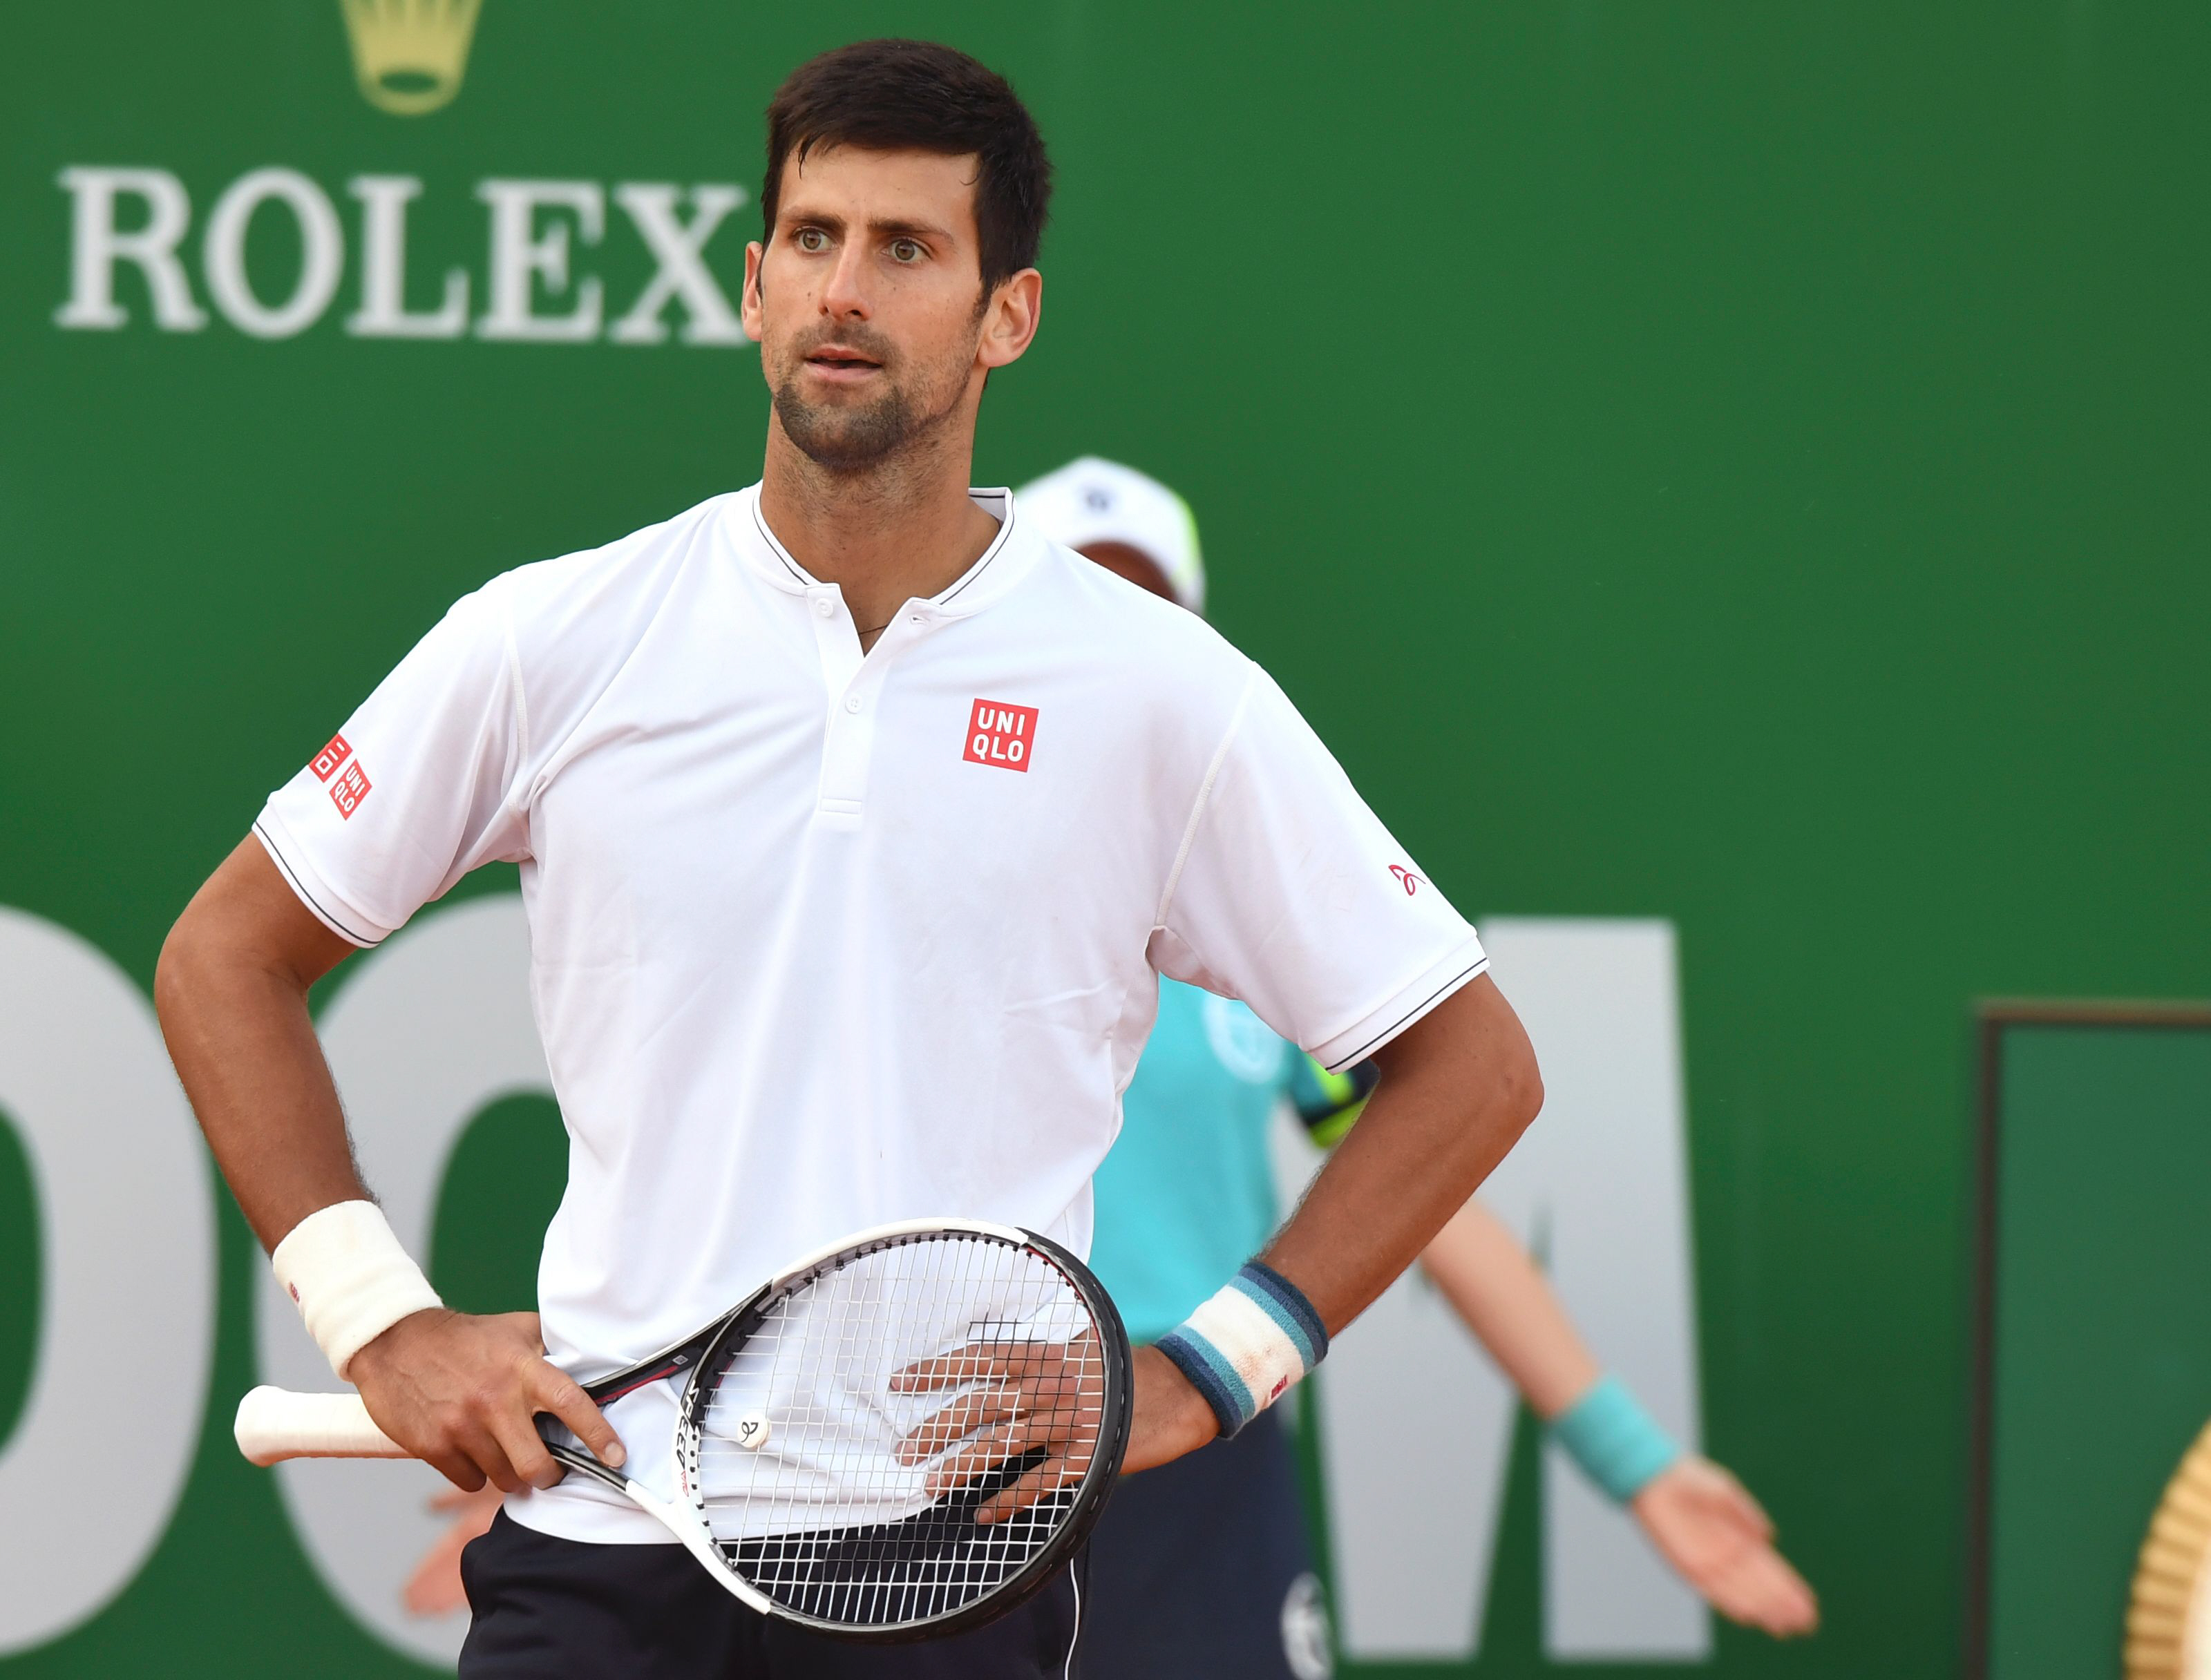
[844, 694, 863, 714]
[814, 598, 835, 618]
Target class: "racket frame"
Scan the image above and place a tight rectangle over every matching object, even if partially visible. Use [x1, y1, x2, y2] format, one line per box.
[541, 1216, 1131, 1640]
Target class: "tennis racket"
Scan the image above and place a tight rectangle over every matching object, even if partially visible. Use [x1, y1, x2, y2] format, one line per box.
[236, 1218, 1130, 1641]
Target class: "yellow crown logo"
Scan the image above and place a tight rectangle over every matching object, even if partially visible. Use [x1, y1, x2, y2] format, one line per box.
[339, 0, 483, 116]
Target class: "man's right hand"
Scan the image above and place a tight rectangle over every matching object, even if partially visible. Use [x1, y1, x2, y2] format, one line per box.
[348, 1308, 626, 1493]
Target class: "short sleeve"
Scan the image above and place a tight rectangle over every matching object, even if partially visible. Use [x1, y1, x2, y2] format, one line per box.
[1150, 666, 1487, 1071]
[253, 580, 526, 946]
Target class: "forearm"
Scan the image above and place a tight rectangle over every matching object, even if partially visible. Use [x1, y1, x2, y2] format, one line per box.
[155, 840, 363, 1250]
[1417, 1196, 1597, 1418]
[1261, 975, 1541, 1335]
[156, 851, 618, 1491]
[1422, 1200, 1685, 1508]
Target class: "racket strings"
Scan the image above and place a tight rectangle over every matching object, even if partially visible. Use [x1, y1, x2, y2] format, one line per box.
[687, 1233, 1108, 1627]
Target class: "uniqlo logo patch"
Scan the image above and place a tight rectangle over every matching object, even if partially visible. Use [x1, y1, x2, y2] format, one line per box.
[964, 699, 1039, 772]
[329, 761, 372, 819]
[310, 733, 353, 782]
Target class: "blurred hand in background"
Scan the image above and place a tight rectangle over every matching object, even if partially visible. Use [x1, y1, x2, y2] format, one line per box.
[1631, 1455, 1819, 1636]
[403, 1485, 502, 1619]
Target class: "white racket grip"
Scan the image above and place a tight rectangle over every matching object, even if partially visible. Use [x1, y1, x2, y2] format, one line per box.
[235, 1386, 408, 1465]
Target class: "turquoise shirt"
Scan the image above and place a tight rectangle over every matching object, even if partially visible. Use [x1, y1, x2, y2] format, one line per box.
[1089, 978, 1372, 1344]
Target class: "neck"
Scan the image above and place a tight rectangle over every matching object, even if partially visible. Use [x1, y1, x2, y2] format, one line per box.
[757, 410, 1000, 641]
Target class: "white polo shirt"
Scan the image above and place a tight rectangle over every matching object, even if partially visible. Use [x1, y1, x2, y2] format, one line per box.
[256, 484, 1487, 1543]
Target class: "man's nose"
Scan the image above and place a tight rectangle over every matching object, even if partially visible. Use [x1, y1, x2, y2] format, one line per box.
[820, 242, 871, 320]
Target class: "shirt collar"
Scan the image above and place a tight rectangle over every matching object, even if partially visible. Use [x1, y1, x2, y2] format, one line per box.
[730, 484, 1039, 619]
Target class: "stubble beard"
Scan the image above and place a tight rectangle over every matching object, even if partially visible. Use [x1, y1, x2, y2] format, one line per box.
[771, 334, 969, 477]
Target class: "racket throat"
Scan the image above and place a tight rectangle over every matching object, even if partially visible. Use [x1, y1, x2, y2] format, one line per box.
[620, 1478, 781, 1617]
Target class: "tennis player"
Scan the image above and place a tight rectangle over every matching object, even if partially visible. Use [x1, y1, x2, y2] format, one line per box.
[1017, 458, 1819, 1676]
[155, 39, 1541, 1680]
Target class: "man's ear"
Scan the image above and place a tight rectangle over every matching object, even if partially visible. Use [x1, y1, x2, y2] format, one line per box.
[741, 241, 766, 343]
[977, 269, 1043, 371]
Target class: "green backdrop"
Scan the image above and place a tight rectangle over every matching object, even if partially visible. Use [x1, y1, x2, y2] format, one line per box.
[1979, 1018, 2211, 1680]
[5, 3, 2209, 1675]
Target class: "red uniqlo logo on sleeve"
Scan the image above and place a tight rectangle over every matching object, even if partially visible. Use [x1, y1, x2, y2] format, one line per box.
[329, 761, 372, 819]
[310, 734, 353, 782]
[963, 699, 1039, 772]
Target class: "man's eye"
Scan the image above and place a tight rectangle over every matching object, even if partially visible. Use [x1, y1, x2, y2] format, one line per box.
[795, 229, 828, 253]
[889, 238, 922, 263]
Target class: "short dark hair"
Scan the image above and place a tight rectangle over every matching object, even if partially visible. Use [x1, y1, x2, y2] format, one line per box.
[761, 40, 1052, 295]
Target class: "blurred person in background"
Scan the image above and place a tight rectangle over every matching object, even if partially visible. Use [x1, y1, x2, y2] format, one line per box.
[403, 459, 1819, 1670]
[1017, 459, 1819, 1678]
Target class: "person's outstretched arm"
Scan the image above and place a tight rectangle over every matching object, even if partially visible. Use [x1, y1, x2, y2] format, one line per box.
[1419, 1197, 1819, 1638]
[1125, 974, 1543, 1469]
[156, 838, 623, 1491]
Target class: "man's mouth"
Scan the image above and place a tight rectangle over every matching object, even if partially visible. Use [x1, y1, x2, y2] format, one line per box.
[805, 345, 884, 379]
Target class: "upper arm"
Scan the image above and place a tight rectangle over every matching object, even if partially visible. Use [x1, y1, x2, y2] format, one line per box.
[162, 837, 357, 999]
[1372, 973, 1542, 1122]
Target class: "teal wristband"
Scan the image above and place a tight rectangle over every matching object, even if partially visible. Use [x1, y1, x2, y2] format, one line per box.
[1551, 1375, 1682, 1502]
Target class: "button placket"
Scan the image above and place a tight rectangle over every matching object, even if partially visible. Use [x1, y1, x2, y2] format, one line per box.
[806, 587, 861, 689]
[817, 684, 878, 821]
[814, 601, 929, 822]
[798, 586, 857, 821]
[810, 598, 948, 823]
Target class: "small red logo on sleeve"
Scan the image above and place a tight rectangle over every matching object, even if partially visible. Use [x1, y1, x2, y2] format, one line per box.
[330, 761, 372, 819]
[310, 734, 353, 782]
[1388, 865, 1422, 896]
[964, 699, 1040, 773]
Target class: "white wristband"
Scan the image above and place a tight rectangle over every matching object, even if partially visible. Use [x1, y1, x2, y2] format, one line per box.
[270, 1200, 443, 1380]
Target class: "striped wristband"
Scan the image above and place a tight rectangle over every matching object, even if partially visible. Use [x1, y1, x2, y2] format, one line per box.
[1550, 1374, 1682, 1502]
[1156, 1262, 1329, 1438]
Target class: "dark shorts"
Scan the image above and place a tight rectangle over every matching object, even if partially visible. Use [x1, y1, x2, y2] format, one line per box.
[1081, 1409, 1334, 1680]
[458, 1511, 1084, 1680]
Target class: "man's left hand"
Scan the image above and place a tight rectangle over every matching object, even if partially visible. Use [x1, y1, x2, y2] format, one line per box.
[1121, 1344, 1218, 1475]
[892, 1332, 1112, 1523]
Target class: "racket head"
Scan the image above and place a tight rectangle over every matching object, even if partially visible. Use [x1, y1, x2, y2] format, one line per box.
[672, 1221, 1131, 1642]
